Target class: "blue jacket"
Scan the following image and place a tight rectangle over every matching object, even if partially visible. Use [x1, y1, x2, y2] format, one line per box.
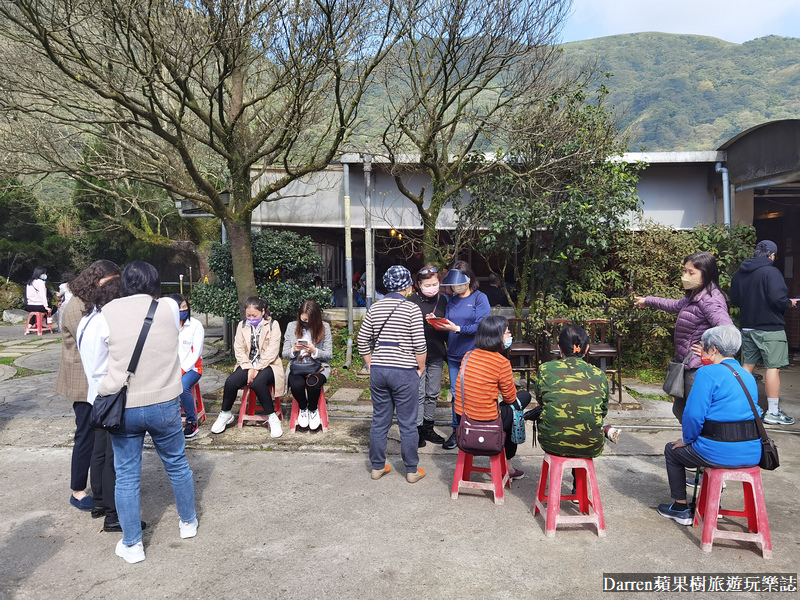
[445, 290, 490, 360]
[683, 359, 761, 466]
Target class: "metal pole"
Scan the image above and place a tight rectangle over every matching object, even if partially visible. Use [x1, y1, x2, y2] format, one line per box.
[364, 151, 373, 309]
[179, 273, 184, 295]
[344, 164, 354, 369]
[189, 266, 193, 294]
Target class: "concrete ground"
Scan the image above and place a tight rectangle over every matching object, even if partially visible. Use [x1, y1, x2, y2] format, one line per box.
[0, 323, 798, 599]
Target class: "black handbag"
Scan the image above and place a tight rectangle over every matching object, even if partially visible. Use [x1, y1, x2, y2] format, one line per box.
[290, 353, 323, 376]
[90, 300, 158, 431]
[662, 353, 691, 398]
[721, 363, 780, 471]
[454, 351, 505, 456]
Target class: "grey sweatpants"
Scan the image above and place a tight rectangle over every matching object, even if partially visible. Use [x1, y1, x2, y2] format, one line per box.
[417, 357, 444, 425]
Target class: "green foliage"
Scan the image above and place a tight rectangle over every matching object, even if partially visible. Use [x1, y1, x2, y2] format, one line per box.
[561, 33, 800, 151]
[192, 229, 331, 320]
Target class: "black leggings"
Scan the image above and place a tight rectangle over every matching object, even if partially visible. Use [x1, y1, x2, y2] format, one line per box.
[222, 367, 275, 413]
[288, 372, 328, 411]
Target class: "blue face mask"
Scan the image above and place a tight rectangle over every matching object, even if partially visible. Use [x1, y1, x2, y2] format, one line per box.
[504, 337, 513, 349]
[247, 317, 262, 328]
[179, 310, 189, 322]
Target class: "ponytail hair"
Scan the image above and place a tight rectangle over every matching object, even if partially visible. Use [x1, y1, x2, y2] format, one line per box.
[558, 324, 589, 357]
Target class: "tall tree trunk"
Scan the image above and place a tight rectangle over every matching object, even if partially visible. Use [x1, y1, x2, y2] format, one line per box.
[224, 218, 256, 315]
[421, 211, 439, 265]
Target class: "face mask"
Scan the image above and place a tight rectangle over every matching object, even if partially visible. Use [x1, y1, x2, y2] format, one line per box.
[247, 317, 262, 327]
[179, 310, 189, 322]
[421, 284, 439, 297]
[451, 284, 468, 295]
[40, 274, 47, 281]
[700, 357, 713, 366]
[504, 337, 513, 349]
[681, 273, 703, 290]
[300, 320, 309, 329]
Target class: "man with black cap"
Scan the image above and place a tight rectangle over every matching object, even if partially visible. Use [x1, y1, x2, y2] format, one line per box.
[357, 265, 429, 482]
[730, 240, 796, 425]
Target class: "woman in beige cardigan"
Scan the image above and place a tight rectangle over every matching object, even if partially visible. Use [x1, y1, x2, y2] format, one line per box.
[211, 296, 286, 437]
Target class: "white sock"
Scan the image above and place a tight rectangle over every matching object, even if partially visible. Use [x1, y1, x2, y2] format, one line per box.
[767, 398, 779, 415]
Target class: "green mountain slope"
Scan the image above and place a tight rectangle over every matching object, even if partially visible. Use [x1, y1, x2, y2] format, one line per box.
[562, 32, 800, 151]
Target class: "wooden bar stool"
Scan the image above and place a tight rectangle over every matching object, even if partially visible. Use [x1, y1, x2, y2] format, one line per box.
[533, 453, 606, 537]
[289, 388, 329, 433]
[693, 466, 772, 559]
[451, 449, 510, 505]
[237, 385, 281, 428]
[24, 311, 54, 336]
[181, 383, 206, 424]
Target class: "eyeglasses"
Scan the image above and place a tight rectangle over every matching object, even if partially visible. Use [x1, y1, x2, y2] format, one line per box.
[419, 267, 438, 276]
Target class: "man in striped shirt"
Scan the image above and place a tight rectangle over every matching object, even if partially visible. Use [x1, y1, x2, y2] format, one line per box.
[358, 265, 428, 483]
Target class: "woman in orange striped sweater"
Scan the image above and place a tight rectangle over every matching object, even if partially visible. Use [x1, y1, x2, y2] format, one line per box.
[454, 316, 532, 479]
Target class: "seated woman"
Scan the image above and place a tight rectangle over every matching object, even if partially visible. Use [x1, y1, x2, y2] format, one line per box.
[454, 316, 531, 478]
[281, 299, 332, 430]
[658, 325, 761, 526]
[535, 324, 609, 461]
[25, 266, 56, 330]
[168, 293, 205, 439]
[211, 297, 286, 437]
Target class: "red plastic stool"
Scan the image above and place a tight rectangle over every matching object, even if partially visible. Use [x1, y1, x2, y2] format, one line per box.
[24, 311, 54, 336]
[181, 383, 206, 424]
[289, 388, 329, 433]
[450, 449, 510, 505]
[693, 466, 772, 559]
[237, 385, 281, 428]
[533, 453, 606, 537]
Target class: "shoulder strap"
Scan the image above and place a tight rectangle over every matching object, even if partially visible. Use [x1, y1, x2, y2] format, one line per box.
[127, 300, 159, 376]
[720, 362, 769, 442]
[373, 299, 404, 346]
[76, 310, 99, 352]
[458, 350, 473, 414]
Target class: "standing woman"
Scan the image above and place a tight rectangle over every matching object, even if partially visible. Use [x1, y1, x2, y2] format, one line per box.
[282, 300, 332, 431]
[168, 293, 205, 439]
[407, 265, 448, 447]
[97, 261, 197, 563]
[438, 261, 490, 449]
[211, 297, 286, 437]
[24, 266, 56, 331]
[55, 260, 120, 513]
[634, 251, 733, 422]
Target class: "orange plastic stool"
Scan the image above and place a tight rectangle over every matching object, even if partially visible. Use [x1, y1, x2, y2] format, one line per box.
[450, 449, 510, 505]
[289, 388, 329, 433]
[533, 453, 606, 537]
[24, 311, 54, 336]
[181, 383, 206, 424]
[237, 385, 281, 428]
[693, 466, 772, 559]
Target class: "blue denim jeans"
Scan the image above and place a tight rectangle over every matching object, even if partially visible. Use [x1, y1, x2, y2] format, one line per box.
[447, 357, 464, 428]
[369, 366, 420, 472]
[110, 398, 196, 546]
[179, 370, 202, 423]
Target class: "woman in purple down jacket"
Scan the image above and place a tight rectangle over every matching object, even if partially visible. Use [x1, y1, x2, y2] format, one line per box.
[634, 251, 733, 423]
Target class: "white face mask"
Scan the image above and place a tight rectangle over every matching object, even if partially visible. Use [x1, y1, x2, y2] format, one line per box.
[40, 274, 47, 281]
[451, 284, 468, 295]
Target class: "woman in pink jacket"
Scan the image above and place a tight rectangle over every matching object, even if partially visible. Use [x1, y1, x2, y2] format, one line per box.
[634, 251, 733, 422]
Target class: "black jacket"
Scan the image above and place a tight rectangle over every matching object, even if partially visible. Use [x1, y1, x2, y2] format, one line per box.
[730, 257, 792, 330]
[408, 293, 448, 360]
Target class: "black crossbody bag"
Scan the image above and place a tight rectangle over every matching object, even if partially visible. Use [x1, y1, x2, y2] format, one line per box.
[720, 362, 779, 471]
[90, 300, 159, 431]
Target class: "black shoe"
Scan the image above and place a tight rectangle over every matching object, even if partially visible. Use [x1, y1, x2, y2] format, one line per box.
[422, 420, 446, 444]
[91, 507, 106, 519]
[103, 520, 147, 533]
[442, 432, 457, 450]
[417, 426, 427, 448]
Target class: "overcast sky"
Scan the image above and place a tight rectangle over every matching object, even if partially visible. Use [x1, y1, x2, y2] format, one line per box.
[561, 0, 800, 44]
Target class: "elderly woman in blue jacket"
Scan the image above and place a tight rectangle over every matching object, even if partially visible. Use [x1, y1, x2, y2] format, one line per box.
[657, 325, 762, 526]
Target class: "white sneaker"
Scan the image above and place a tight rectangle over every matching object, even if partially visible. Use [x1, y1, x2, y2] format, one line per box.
[179, 518, 198, 539]
[211, 411, 234, 434]
[308, 409, 321, 430]
[115, 540, 145, 564]
[297, 409, 309, 428]
[268, 412, 283, 438]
